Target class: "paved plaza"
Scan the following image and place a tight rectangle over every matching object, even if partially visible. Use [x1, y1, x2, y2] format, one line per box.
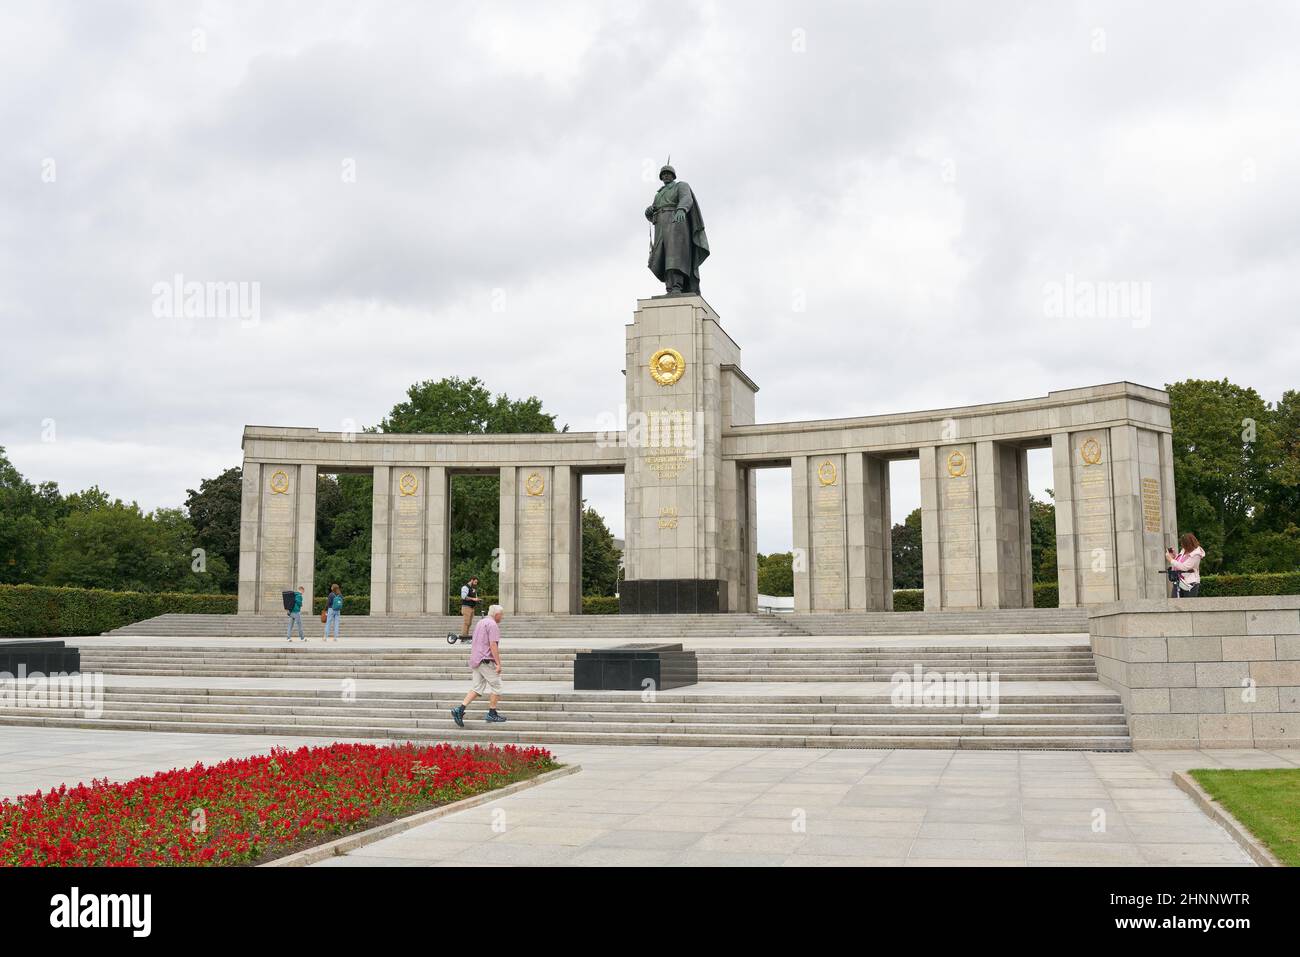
[2, 726, 1295, 867]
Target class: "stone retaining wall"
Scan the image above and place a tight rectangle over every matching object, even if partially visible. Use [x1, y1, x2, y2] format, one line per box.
[1089, 597, 1300, 748]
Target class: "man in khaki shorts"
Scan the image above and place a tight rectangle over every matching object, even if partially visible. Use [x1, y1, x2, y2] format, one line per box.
[451, 604, 506, 726]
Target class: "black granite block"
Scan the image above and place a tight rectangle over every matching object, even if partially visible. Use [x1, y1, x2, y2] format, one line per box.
[0, 640, 81, 675]
[617, 579, 726, 615]
[573, 643, 699, 690]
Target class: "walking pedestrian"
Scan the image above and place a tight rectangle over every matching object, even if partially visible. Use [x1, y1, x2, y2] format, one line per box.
[286, 586, 306, 641]
[459, 576, 480, 637]
[450, 604, 506, 726]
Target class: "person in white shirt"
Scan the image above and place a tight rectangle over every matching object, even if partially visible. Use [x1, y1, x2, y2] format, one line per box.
[1167, 533, 1206, 598]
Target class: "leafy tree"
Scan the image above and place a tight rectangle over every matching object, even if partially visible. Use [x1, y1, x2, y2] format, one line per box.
[0, 448, 64, 583]
[184, 466, 242, 592]
[314, 472, 373, 598]
[1167, 379, 1274, 573]
[891, 508, 922, 589]
[1029, 494, 1057, 583]
[757, 552, 794, 596]
[581, 504, 621, 596]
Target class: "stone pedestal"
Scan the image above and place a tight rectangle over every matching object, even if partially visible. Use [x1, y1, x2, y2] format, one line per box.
[497, 465, 581, 615]
[620, 295, 757, 613]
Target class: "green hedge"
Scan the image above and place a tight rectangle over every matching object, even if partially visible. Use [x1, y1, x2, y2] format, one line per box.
[1200, 572, 1300, 597]
[892, 590, 924, 612]
[0, 585, 238, 637]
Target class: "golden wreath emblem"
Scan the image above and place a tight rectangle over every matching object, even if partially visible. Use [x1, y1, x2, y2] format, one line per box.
[1081, 437, 1103, 466]
[817, 459, 838, 486]
[947, 450, 968, 478]
[524, 471, 545, 496]
[269, 470, 290, 495]
[649, 347, 686, 386]
[398, 472, 419, 497]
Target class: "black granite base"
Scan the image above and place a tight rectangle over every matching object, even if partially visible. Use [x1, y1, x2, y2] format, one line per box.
[618, 579, 726, 614]
[573, 643, 699, 690]
[0, 640, 81, 675]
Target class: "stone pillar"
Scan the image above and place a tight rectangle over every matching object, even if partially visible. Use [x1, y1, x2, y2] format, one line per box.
[380, 466, 428, 615]
[621, 294, 748, 613]
[791, 455, 811, 612]
[1055, 430, 1120, 605]
[1051, 433, 1079, 608]
[498, 466, 516, 614]
[424, 466, 450, 616]
[499, 465, 555, 615]
[929, 443, 980, 609]
[919, 446, 942, 611]
[849, 453, 892, 611]
[550, 467, 581, 614]
[368, 466, 391, 615]
[975, 442, 1032, 608]
[798, 453, 848, 611]
[237, 463, 262, 613]
[1111, 425, 1175, 600]
[245, 462, 312, 614]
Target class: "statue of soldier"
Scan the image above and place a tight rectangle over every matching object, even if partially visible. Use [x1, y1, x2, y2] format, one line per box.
[645, 164, 709, 295]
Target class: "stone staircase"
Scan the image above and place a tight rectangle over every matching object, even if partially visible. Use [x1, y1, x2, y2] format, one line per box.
[0, 686, 1131, 750]
[77, 644, 1100, 683]
[100, 608, 1088, 639]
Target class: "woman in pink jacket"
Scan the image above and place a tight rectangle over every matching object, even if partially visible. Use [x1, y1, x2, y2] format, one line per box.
[1166, 533, 1206, 598]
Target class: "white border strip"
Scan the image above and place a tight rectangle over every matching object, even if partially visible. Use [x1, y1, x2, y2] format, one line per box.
[262, 764, 580, 867]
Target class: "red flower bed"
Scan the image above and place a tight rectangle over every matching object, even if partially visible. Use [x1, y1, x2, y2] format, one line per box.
[0, 742, 556, 866]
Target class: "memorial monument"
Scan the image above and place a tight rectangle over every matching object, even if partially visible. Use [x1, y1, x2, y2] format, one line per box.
[235, 168, 1178, 616]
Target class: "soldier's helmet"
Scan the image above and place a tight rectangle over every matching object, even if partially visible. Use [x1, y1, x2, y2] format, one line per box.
[659, 165, 677, 180]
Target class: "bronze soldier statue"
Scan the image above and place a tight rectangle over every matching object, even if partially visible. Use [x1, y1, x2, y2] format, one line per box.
[645, 163, 709, 295]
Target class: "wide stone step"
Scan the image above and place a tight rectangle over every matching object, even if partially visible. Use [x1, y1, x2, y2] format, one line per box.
[0, 713, 1129, 750]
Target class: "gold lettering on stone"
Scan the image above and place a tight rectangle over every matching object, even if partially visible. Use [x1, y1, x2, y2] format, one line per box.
[1142, 477, 1162, 533]
[658, 506, 679, 529]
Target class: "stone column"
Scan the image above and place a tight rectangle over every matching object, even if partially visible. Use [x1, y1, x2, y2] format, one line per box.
[1111, 425, 1174, 600]
[791, 454, 811, 612]
[237, 463, 262, 613]
[497, 466, 517, 614]
[368, 466, 391, 615]
[975, 442, 1032, 608]
[424, 466, 450, 616]
[375, 466, 427, 616]
[249, 462, 309, 614]
[550, 467, 581, 614]
[929, 443, 980, 609]
[294, 464, 316, 611]
[500, 465, 555, 615]
[849, 453, 892, 610]
[802, 453, 848, 611]
[1051, 433, 1079, 608]
[1056, 430, 1120, 604]
[919, 446, 942, 611]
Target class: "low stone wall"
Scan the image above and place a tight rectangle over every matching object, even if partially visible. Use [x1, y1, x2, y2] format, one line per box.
[1089, 597, 1300, 748]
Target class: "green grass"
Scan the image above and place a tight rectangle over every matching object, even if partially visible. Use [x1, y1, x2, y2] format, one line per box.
[1188, 768, 1300, 866]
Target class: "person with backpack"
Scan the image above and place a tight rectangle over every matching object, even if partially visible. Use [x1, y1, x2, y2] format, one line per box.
[286, 586, 306, 641]
[323, 583, 343, 641]
[458, 576, 480, 638]
[1166, 534, 1206, 598]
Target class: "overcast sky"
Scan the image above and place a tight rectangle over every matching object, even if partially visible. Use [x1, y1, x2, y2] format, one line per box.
[4, 1, 1298, 554]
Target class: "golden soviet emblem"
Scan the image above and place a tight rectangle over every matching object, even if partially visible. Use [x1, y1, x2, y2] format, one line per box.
[269, 470, 290, 494]
[398, 471, 419, 496]
[1081, 437, 1103, 466]
[947, 450, 968, 478]
[817, 459, 838, 486]
[649, 347, 685, 386]
[524, 471, 545, 496]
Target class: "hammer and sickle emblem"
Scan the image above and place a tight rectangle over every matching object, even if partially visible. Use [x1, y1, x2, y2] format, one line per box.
[1081, 438, 1103, 466]
[817, 459, 837, 486]
[269, 470, 290, 494]
[947, 450, 967, 478]
[398, 472, 419, 496]
[524, 472, 545, 496]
